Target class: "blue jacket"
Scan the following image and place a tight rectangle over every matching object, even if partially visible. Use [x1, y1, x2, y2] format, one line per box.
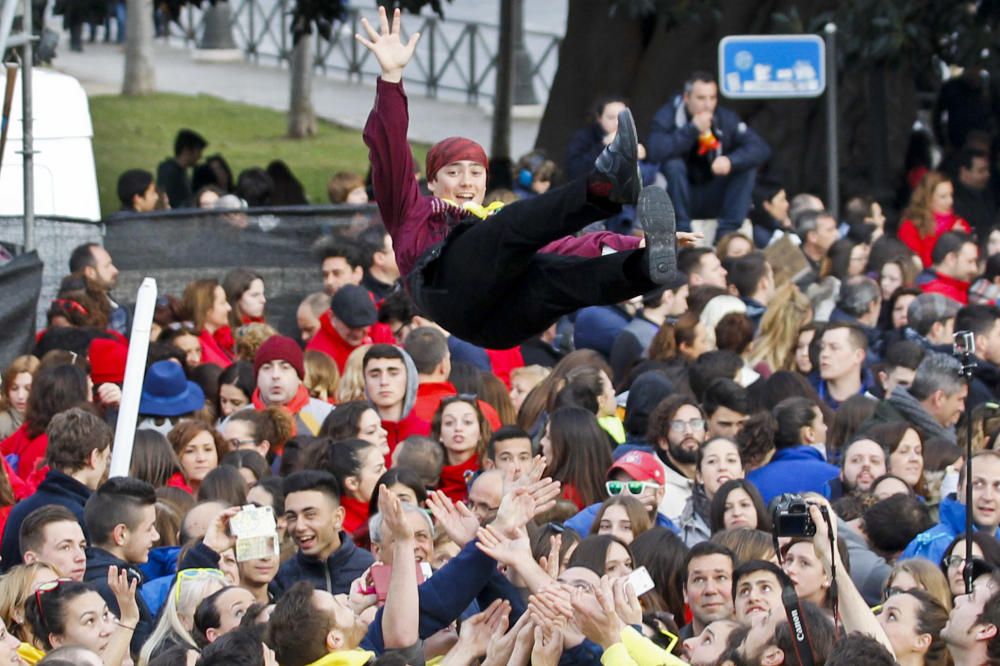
[270, 531, 375, 597]
[746, 446, 839, 505]
[1, 469, 91, 570]
[646, 95, 770, 173]
[901, 495, 998, 565]
[565, 501, 678, 537]
[360, 539, 521, 654]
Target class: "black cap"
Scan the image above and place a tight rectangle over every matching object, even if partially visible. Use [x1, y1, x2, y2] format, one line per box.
[331, 284, 377, 328]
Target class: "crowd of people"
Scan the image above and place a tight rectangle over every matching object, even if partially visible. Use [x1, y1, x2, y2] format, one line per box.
[9, 6, 1000, 666]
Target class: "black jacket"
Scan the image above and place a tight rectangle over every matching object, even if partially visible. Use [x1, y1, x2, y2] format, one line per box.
[1, 470, 91, 570]
[269, 531, 375, 597]
[84, 547, 154, 656]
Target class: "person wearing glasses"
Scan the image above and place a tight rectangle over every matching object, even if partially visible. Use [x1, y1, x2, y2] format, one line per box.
[26, 567, 139, 666]
[745, 397, 839, 505]
[938, 532, 1000, 599]
[645, 395, 709, 520]
[564, 450, 675, 538]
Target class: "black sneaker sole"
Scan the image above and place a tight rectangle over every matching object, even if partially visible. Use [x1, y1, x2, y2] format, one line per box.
[613, 109, 642, 204]
[638, 186, 677, 284]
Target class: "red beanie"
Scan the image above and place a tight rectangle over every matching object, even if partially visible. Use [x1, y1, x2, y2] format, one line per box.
[89, 338, 128, 385]
[425, 137, 488, 182]
[254, 335, 305, 380]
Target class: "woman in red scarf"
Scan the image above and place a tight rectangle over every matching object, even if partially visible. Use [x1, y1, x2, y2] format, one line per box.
[431, 395, 492, 503]
[222, 269, 268, 327]
[898, 171, 971, 268]
[181, 279, 234, 368]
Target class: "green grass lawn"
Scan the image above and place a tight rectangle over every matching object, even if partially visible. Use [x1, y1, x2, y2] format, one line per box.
[90, 93, 428, 216]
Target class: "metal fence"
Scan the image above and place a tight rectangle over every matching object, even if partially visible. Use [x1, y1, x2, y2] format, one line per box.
[167, 1, 562, 105]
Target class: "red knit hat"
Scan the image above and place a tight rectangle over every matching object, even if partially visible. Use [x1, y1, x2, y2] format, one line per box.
[425, 137, 488, 182]
[254, 335, 304, 380]
[89, 338, 128, 385]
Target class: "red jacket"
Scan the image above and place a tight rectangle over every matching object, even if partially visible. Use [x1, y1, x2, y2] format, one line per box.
[341, 495, 370, 536]
[383, 411, 430, 461]
[437, 454, 480, 503]
[923, 271, 970, 305]
[411, 381, 501, 431]
[0, 424, 47, 479]
[199, 328, 234, 368]
[898, 212, 971, 268]
[485, 348, 525, 388]
[307, 312, 395, 372]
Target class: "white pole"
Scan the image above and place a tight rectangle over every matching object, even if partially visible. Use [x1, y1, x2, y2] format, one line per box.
[109, 277, 157, 478]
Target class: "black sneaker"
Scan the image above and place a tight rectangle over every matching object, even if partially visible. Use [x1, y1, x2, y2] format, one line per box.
[638, 186, 677, 284]
[593, 108, 641, 205]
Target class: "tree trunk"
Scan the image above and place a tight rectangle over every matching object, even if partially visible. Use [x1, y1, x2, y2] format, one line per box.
[288, 34, 316, 138]
[122, 0, 155, 95]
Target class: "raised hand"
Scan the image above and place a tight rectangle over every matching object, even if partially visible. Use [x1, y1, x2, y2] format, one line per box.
[570, 581, 623, 649]
[482, 611, 533, 666]
[108, 565, 140, 626]
[539, 533, 562, 579]
[475, 524, 531, 568]
[531, 623, 564, 666]
[203, 506, 241, 554]
[493, 487, 536, 537]
[427, 490, 480, 547]
[379, 484, 415, 541]
[611, 575, 642, 626]
[355, 6, 421, 84]
[456, 599, 510, 660]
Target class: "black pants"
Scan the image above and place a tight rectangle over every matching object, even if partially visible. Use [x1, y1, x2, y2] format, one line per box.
[409, 177, 655, 349]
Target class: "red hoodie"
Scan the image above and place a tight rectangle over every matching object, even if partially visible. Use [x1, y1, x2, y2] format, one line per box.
[341, 495, 371, 535]
[199, 328, 234, 368]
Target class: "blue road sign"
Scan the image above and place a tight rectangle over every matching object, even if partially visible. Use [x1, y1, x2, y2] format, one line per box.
[718, 35, 825, 99]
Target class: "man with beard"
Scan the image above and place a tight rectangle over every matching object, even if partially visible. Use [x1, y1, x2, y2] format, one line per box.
[645, 395, 707, 520]
[941, 571, 1000, 666]
[68, 242, 126, 336]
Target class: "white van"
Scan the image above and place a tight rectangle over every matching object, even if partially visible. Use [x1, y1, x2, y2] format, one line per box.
[0, 68, 100, 221]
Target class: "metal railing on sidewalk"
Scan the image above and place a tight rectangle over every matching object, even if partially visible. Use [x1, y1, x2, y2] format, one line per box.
[167, 1, 561, 105]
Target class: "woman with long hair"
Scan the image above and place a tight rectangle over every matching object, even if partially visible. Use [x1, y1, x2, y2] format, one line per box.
[679, 437, 744, 546]
[747, 284, 812, 375]
[878, 588, 950, 666]
[541, 406, 612, 510]
[138, 568, 226, 665]
[516, 349, 612, 433]
[866, 422, 927, 497]
[181, 279, 233, 368]
[431, 395, 492, 502]
[319, 400, 389, 459]
[589, 495, 651, 545]
[898, 171, 971, 267]
[222, 269, 267, 329]
[709, 478, 771, 533]
[884, 558, 952, 612]
[568, 534, 634, 579]
[647, 312, 709, 366]
[630, 527, 689, 621]
[129, 430, 182, 488]
[215, 361, 255, 422]
[0, 562, 59, 648]
[0, 356, 39, 442]
[1, 363, 89, 479]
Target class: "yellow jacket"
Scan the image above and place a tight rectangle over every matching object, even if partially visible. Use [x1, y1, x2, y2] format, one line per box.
[600, 627, 689, 666]
[305, 649, 377, 666]
[16, 643, 44, 665]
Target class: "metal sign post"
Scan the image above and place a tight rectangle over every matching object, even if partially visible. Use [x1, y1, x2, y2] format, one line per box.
[719, 32, 839, 216]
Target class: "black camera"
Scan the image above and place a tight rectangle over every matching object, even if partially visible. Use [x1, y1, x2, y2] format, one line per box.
[771, 494, 816, 537]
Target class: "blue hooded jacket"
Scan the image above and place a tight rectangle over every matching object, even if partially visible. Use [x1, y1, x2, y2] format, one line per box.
[746, 446, 839, 505]
[901, 495, 998, 565]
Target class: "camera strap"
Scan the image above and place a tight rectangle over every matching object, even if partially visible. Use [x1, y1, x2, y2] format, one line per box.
[781, 584, 816, 666]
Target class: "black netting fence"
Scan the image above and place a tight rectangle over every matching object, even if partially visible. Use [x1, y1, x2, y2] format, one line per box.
[104, 205, 379, 339]
[0, 206, 379, 359]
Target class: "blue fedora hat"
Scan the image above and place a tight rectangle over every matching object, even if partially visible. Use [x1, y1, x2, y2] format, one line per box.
[139, 361, 206, 417]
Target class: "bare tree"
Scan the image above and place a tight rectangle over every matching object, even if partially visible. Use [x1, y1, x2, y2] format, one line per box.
[288, 33, 316, 137]
[122, 0, 156, 95]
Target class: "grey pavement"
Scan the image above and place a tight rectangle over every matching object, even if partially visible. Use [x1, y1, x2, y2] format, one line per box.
[50, 40, 543, 157]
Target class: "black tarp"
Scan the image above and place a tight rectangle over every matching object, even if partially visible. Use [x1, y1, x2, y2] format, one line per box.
[0, 250, 43, 368]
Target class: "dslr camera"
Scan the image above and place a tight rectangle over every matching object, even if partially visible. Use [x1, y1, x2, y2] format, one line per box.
[771, 494, 816, 537]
